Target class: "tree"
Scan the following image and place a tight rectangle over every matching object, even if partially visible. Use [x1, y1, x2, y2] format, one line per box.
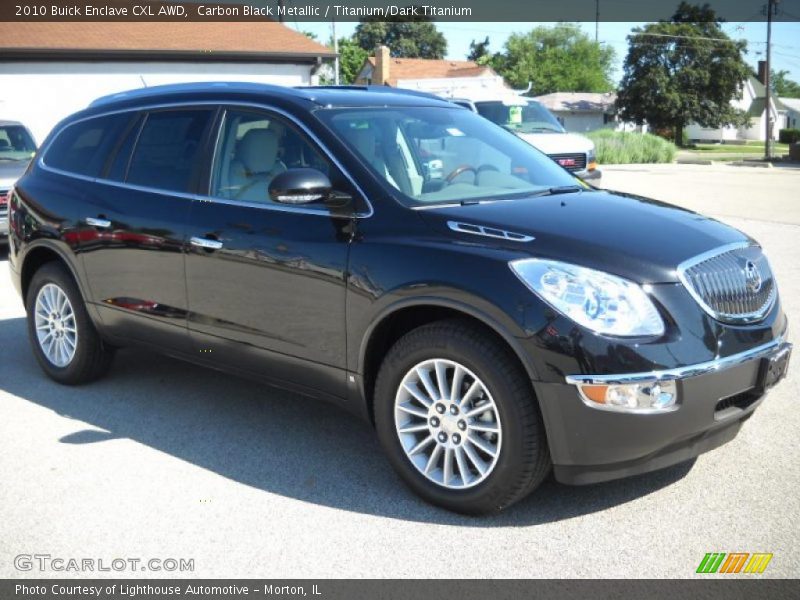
[616, 2, 751, 146]
[354, 15, 446, 59]
[487, 23, 615, 94]
[467, 37, 490, 62]
[332, 37, 369, 85]
[772, 69, 800, 98]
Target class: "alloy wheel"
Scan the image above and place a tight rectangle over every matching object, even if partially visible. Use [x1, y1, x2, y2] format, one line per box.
[34, 283, 78, 367]
[394, 359, 503, 489]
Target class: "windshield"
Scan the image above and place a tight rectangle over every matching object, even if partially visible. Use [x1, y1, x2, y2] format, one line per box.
[0, 125, 36, 161]
[317, 106, 578, 207]
[475, 100, 565, 134]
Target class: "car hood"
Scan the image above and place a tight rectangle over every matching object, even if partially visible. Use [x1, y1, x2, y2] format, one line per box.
[0, 159, 30, 189]
[517, 132, 594, 154]
[417, 190, 751, 283]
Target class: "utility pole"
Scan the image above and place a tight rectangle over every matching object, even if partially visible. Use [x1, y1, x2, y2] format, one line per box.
[764, 0, 780, 159]
[277, 0, 285, 23]
[333, 19, 340, 85]
[595, 0, 599, 43]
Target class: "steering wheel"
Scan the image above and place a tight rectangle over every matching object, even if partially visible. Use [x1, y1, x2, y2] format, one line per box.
[444, 164, 478, 184]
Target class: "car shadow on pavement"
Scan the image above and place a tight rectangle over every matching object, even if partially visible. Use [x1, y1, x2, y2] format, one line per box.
[0, 316, 695, 527]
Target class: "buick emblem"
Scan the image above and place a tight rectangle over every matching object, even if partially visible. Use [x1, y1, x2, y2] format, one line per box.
[744, 260, 762, 294]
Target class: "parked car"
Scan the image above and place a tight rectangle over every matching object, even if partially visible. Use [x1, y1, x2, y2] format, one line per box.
[0, 120, 37, 243]
[8, 83, 791, 514]
[451, 96, 600, 180]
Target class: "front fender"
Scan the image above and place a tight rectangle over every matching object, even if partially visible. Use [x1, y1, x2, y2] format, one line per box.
[356, 294, 540, 383]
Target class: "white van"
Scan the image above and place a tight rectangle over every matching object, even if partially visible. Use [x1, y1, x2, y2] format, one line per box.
[451, 96, 600, 180]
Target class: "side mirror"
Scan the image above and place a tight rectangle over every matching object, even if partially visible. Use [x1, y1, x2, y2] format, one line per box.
[268, 168, 332, 205]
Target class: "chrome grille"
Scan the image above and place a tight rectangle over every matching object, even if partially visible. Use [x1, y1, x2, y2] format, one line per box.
[548, 152, 586, 172]
[678, 243, 776, 324]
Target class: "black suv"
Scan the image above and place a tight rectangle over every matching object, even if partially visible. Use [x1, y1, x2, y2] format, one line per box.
[7, 83, 791, 514]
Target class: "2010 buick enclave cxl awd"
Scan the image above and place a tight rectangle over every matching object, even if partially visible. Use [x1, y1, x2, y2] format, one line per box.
[7, 83, 792, 514]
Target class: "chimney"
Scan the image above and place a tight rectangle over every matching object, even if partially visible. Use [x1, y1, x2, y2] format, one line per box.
[757, 60, 768, 86]
[374, 45, 391, 85]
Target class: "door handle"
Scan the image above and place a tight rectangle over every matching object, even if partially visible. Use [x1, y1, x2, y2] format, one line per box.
[190, 236, 223, 250]
[85, 217, 112, 228]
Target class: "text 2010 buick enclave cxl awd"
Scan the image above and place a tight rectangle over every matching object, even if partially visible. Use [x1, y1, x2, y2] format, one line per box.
[7, 83, 791, 514]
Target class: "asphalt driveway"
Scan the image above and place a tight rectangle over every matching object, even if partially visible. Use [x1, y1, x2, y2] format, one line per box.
[1, 162, 798, 578]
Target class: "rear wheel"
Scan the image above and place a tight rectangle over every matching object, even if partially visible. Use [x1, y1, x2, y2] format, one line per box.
[26, 262, 114, 384]
[374, 319, 551, 514]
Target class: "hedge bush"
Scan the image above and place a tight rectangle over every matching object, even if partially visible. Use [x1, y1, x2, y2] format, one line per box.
[778, 128, 800, 144]
[586, 129, 677, 164]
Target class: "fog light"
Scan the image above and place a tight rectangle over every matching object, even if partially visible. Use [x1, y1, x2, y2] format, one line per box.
[577, 380, 678, 412]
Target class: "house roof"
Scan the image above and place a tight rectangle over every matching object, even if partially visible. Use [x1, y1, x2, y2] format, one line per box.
[745, 76, 786, 112]
[362, 56, 495, 86]
[780, 97, 800, 113]
[749, 75, 767, 98]
[0, 22, 336, 62]
[534, 92, 617, 113]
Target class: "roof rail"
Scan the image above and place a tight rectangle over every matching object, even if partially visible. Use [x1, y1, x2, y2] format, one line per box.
[297, 84, 443, 101]
[89, 81, 292, 107]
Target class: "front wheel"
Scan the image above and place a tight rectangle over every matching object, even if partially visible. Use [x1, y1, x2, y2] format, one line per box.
[374, 319, 551, 515]
[26, 262, 114, 384]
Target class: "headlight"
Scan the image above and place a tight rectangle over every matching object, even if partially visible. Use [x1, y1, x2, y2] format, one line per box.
[510, 259, 665, 337]
[586, 148, 597, 170]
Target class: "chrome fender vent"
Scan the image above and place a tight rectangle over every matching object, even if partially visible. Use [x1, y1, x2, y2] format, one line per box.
[447, 221, 534, 242]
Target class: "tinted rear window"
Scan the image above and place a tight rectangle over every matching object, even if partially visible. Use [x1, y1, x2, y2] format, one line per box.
[44, 114, 133, 177]
[126, 109, 213, 193]
[106, 115, 143, 182]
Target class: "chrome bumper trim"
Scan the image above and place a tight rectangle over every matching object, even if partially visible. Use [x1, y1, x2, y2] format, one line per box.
[566, 334, 790, 386]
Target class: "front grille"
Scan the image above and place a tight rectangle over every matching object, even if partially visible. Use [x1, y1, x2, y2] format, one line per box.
[548, 152, 586, 171]
[678, 244, 776, 324]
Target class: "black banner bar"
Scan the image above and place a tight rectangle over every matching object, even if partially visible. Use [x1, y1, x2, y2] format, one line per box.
[1, 0, 799, 22]
[3, 579, 799, 600]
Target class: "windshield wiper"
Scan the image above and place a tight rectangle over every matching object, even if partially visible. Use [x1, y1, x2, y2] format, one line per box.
[533, 185, 584, 197]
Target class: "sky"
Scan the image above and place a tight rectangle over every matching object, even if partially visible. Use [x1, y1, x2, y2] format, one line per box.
[299, 21, 800, 87]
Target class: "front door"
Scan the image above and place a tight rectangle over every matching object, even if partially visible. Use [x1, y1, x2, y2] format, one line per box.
[184, 107, 359, 397]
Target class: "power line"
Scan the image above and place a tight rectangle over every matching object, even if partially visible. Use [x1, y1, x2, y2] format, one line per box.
[630, 32, 740, 44]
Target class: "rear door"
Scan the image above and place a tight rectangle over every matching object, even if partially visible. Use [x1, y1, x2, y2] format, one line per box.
[79, 107, 216, 351]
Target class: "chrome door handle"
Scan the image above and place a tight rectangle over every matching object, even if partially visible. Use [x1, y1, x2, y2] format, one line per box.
[190, 236, 223, 250]
[85, 217, 112, 228]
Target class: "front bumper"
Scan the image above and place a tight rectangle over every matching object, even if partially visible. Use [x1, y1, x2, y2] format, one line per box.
[535, 336, 791, 485]
[576, 167, 601, 180]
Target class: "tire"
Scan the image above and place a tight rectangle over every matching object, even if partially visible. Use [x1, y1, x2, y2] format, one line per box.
[25, 261, 114, 384]
[374, 318, 551, 515]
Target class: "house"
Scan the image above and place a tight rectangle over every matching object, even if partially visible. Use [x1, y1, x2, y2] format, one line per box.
[685, 61, 787, 143]
[534, 92, 620, 133]
[780, 97, 800, 130]
[0, 22, 335, 142]
[354, 46, 507, 96]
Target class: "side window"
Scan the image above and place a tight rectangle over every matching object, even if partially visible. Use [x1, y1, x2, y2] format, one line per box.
[105, 114, 144, 182]
[127, 109, 213, 193]
[210, 109, 333, 204]
[44, 113, 134, 177]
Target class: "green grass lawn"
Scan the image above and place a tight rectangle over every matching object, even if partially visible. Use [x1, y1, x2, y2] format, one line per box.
[688, 142, 790, 154]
